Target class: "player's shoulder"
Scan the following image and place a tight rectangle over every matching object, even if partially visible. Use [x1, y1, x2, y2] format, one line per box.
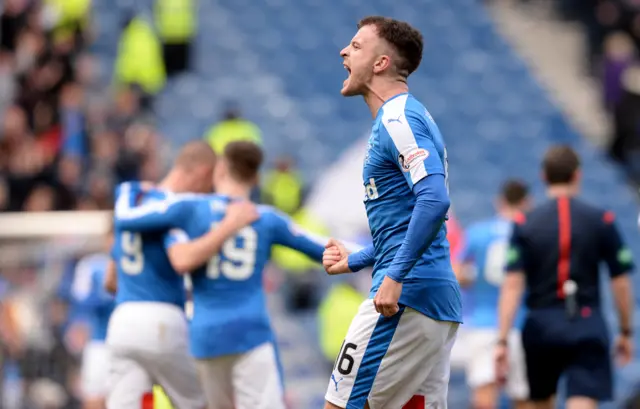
[380, 93, 422, 122]
[380, 93, 434, 137]
[574, 199, 616, 226]
[256, 204, 286, 223]
[466, 218, 498, 239]
[76, 252, 110, 274]
[183, 193, 226, 218]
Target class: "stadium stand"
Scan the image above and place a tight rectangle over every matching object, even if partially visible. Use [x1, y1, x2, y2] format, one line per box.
[2, 0, 640, 408]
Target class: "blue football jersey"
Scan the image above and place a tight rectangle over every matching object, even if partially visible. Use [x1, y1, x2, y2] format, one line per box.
[163, 195, 327, 358]
[363, 93, 462, 323]
[112, 183, 186, 307]
[458, 217, 524, 328]
[70, 253, 114, 341]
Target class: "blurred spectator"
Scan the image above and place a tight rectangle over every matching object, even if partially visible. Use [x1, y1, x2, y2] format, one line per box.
[261, 156, 304, 215]
[154, 0, 197, 77]
[272, 208, 329, 312]
[603, 32, 636, 111]
[0, 0, 29, 56]
[611, 64, 640, 184]
[204, 104, 262, 155]
[0, 3, 168, 214]
[23, 184, 57, 212]
[42, 0, 92, 51]
[114, 16, 166, 105]
[553, 1, 640, 184]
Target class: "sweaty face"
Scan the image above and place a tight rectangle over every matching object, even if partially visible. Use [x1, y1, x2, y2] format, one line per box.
[340, 25, 382, 96]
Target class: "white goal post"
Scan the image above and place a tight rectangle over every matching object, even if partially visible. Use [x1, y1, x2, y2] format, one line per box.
[0, 211, 112, 238]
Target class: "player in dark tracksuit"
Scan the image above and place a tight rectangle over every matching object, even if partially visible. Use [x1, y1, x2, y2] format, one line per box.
[495, 145, 635, 409]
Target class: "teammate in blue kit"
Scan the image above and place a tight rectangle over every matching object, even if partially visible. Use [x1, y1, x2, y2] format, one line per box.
[453, 180, 531, 409]
[70, 229, 115, 409]
[322, 16, 462, 409]
[114, 141, 361, 409]
[107, 141, 256, 409]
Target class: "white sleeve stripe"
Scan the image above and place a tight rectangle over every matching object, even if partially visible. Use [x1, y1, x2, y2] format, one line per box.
[114, 185, 178, 220]
[381, 95, 428, 186]
[168, 228, 190, 244]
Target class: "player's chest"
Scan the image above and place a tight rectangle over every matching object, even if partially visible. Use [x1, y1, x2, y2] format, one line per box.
[362, 130, 405, 203]
[362, 128, 392, 178]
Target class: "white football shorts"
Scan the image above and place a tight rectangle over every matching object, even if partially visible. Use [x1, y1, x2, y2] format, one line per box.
[196, 342, 285, 409]
[455, 328, 529, 400]
[105, 302, 205, 409]
[81, 340, 111, 399]
[325, 299, 459, 409]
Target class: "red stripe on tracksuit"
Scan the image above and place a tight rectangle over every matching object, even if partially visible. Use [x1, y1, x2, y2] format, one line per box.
[557, 197, 571, 298]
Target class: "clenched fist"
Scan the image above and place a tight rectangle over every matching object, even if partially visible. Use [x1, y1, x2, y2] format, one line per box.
[323, 238, 351, 275]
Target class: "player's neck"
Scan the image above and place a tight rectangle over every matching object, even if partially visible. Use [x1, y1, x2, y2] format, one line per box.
[364, 80, 409, 118]
[498, 208, 520, 221]
[546, 184, 578, 198]
[216, 181, 251, 199]
[158, 171, 187, 193]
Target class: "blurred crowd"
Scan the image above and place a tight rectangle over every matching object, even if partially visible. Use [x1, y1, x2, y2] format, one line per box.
[0, 1, 310, 407]
[550, 0, 640, 184]
[0, 0, 167, 213]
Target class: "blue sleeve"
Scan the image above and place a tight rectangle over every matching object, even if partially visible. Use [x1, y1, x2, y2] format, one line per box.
[113, 183, 193, 232]
[506, 223, 525, 273]
[382, 109, 446, 190]
[269, 211, 326, 262]
[90, 270, 114, 306]
[385, 175, 451, 282]
[164, 228, 192, 250]
[71, 261, 112, 308]
[348, 244, 375, 272]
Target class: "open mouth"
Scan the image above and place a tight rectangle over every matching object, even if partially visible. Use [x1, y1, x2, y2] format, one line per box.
[343, 64, 351, 75]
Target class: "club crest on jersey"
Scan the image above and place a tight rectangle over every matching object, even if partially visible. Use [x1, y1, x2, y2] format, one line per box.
[398, 148, 428, 172]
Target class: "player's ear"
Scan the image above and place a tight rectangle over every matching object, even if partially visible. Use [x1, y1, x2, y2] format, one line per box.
[572, 169, 582, 185]
[373, 55, 391, 74]
[540, 171, 548, 185]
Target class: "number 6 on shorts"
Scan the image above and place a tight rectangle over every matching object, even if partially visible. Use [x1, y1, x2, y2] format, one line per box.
[325, 299, 458, 409]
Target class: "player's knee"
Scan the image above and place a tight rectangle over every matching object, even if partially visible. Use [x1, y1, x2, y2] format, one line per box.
[565, 396, 598, 409]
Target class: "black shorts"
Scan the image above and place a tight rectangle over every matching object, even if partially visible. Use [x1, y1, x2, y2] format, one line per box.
[522, 309, 612, 402]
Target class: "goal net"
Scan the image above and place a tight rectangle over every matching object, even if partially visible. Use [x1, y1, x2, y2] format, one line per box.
[0, 210, 109, 409]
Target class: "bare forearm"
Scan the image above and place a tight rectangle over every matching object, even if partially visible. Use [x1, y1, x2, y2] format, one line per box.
[104, 260, 118, 294]
[498, 273, 524, 340]
[612, 274, 633, 332]
[452, 263, 473, 288]
[169, 221, 238, 273]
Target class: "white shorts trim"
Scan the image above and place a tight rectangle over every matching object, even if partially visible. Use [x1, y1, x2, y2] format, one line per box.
[196, 342, 285, 409]
[454, 328, 529, 400]
[324, 299, 459, 409]
[106, 302, 188, 353]
[106, 302, 205, 409]
[81, 341, 110, 399]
